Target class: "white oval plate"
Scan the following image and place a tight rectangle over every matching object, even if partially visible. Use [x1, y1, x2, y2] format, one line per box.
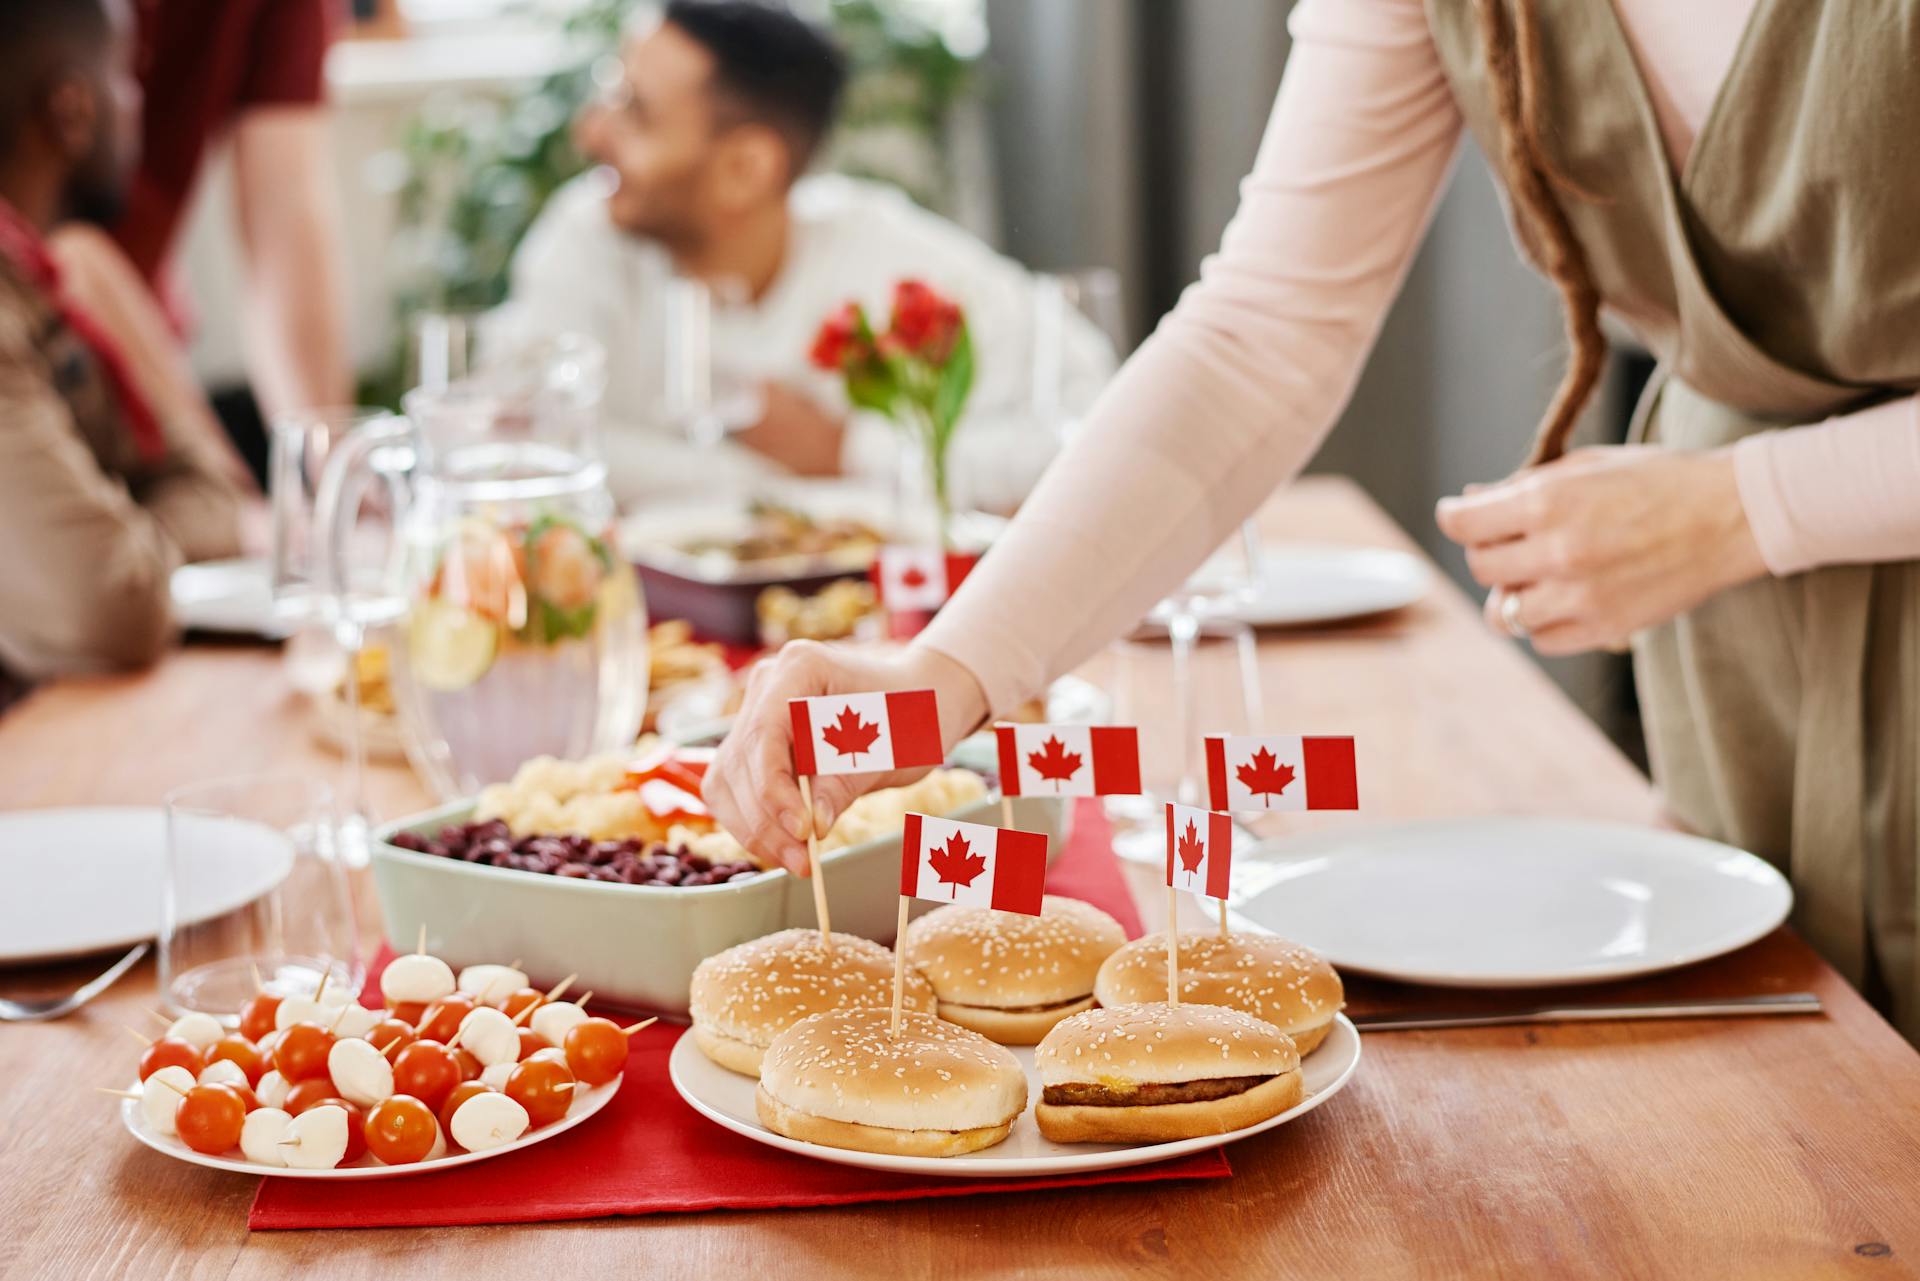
[1227, 818, 1793, 987]
[170, 558, 293, 639]
[0, 808, 295, 965]
[668, 1014, 1359, 1178]
[120, 1078, 618, 1179]
[1147, 543, 1428, 630]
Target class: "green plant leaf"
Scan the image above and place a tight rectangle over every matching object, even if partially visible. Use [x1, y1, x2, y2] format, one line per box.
[930, 322, 974, 438]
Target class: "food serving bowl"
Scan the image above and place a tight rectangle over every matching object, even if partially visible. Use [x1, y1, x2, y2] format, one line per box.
[370, 790, 1072, 1020]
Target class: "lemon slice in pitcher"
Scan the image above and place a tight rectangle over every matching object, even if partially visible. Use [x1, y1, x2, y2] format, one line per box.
[408, 600, 498, 691]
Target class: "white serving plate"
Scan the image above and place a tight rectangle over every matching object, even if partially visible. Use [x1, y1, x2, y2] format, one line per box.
[668, 1014, 1359, 1178]
[0, 808, 295, 965]
[1227, 817, 1793, 987]
[1147, 542, 1428, 630]
[120, 1077, 618, 1179]
[170, 558, 294, 639]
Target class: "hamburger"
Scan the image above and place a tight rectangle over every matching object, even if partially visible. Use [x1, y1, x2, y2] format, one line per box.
[1094, 931, 1344, 1054]
[756, 1008, 1028, 1156]
[903, 895, 1127, 1044]
[1034, 1002, 1302, 1144]
[689, 929, 935, 1077]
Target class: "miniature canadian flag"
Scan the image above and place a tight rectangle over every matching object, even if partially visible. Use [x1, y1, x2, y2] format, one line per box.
[1204, 735, 1358, 813]
[995, 723, 1141, 797]
[790, 690, 944, 776]
[899, 813, 1047, 913]
[1165, 802, 1233, 898]
[871, 547, 978, 613]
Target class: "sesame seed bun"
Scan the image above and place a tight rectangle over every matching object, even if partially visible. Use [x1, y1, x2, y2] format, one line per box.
[756, 1008, 1028, 1156]
[903, 895, 1127, 1045]
[689, 929, 935, 1077]
[1033, 1002, 1303, 1144]
[1093, 931, 1344, 1054]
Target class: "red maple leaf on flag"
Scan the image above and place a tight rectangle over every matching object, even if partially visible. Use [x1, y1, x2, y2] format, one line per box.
[1236, 747, 1296, 807]
[1177, 819, 1207, 874]
[1025, 735, 1083, 789]
[822, 706, 882, 762]
[899, 565, 928, 588]
[928, 830, 988, 897]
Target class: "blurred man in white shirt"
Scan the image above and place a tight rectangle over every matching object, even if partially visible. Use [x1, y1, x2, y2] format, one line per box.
[508, 0, 1115, 510]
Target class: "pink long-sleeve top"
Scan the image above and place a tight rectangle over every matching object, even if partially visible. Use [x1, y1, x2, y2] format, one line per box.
[922, 0, 1920, 717]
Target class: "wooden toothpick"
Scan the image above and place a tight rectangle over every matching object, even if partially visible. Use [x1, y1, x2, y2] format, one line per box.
[798, 774, 832, 949]
[620, 1018, 657, 1038]
[890, 896, 911, 1039]
[123, 1026, 154, 1048]
[1218, 897, 1230, 940]
[1166, 891, 1180, 1008]
[416, 924, 427, 956]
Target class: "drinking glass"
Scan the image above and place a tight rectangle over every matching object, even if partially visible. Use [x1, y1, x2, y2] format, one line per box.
[1032, 267, 1128, 435]
[269, 407, 412, 863]
[658, 276, 760, 446]
[160, 775, 360, 1020]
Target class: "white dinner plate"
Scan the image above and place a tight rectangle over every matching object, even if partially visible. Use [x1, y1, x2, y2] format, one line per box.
[120, 1078, 618, 1179]
[1148, 543, 1428, 630]
[1227, 818, 1793, 987]
[0, 808, 294, 965]
[170, 558, 294, 639]
[668, 1014, 1359, 1178]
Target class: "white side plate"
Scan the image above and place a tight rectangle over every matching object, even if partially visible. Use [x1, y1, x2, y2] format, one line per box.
[121, 1077, 618, 1179]
[170, 558, 293, 639]
[1228, 817, 1793, 987]
[0, 808, 295, 965]
[1148, 543, 1428, 630]
[669, 1014, 1359, 1178]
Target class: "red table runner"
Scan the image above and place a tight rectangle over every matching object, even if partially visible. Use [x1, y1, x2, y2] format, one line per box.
[250, 801, 1225, 1228]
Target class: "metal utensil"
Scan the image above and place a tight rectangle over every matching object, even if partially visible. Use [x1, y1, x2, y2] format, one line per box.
[1350, 991, 1822, 1032]
[0, 942, 151, 1023]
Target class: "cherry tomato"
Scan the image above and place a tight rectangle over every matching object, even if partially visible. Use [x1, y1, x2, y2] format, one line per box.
[367, 1019, 414, 1055]
[437, 1081, 491, 1136]
[505, 1057, 575, 1128]
[207, 1035, 265, 1085]
[238, 993, 281, 1042]
[175, 1084, 246, 1155]
[415, 995, 475, 1043]
[500, 987, 544, 1019]
[365, 1095, 439, 1165]
[138, 1038, 203, 1082]
[562, 1018, 627, 1086]
[308, 1099, 368, 1164]
[273, 1023, 335, 1083]
[391, 1000, 427, 1027]
[516, 1029, 550, 1061]
[392, 1040, 460, 1112]
[284, 1077, 339, 1115]
[211, 1081, 261, 1113]
[452, 1047, 483, 1082]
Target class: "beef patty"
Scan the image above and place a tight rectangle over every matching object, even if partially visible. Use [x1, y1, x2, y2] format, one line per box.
[1041, 1074, 1270, 1107]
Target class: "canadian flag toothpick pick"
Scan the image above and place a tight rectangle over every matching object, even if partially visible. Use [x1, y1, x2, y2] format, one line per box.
[995, 723, 1141, 797]
[899, 813, 1048, 914]
[790, 690, 944, 777]
[871, 546, 978, 614]
[1166, 803, 1233, 900]
[1204, 735, 1358, 813]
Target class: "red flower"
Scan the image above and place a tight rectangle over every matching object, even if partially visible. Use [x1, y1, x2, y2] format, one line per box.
[809, 301, 868, 371]
[888, 279, 963, 362]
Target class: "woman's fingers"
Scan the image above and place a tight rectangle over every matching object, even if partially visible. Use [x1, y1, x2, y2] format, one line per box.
[1436, 478, 1541, 546]
[1463, 534, 1554, 588]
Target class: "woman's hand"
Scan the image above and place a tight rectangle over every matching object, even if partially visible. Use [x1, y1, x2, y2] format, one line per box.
[1434, 445, 1768, 656]
[703, 642, 990, 876]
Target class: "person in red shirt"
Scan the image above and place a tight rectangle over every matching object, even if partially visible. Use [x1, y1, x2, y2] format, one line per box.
[108, 0, 352, 425]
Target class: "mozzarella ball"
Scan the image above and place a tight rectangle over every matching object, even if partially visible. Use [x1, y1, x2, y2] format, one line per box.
[327, 1037, 395, 1107]
[240, 1108, 293, 1166]
[197, 1059, 249, 1089]
[330, 1003, 384, 1040]
[457, 964, 529, 1006]
[166, 1012, 224, 1051]
[141, 1066, 196, 1136]
[449, 1092, 529, 1152]
[530, 1001, 589, 1048]
[426, 1122, 448, 1161]
[274, 996, 326, 1031]
[479, 1062, 516, 1091]
[280, 1104, 350, 1169]
[380, 954, 455, 1006]
[256, 1070, 291, 1109]
[456, 1007, 521, 1068]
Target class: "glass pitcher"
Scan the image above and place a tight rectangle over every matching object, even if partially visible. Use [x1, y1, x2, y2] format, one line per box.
[314, 382, 648, 800]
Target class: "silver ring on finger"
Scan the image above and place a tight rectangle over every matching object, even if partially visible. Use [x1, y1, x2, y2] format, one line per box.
[1499, 589, 1530, 640]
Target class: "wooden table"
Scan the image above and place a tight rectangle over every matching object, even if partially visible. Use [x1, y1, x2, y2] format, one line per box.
[2, 478, 1916, 1280]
